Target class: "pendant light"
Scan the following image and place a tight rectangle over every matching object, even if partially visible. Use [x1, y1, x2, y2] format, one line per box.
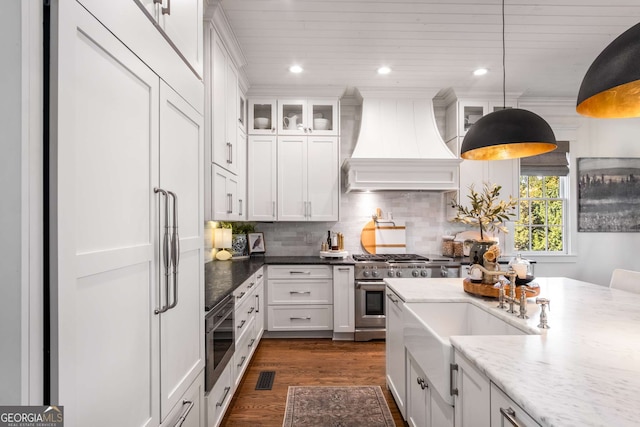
[460, 0, 557, 160]
[576, 22, 640, 118]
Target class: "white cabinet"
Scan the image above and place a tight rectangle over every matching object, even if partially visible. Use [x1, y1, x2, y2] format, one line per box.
[490, 383, 541, 427]
[406, 351, 454, 427]
[333, 266, 355, 335]
[254, 269, 266, 339]
[51, 3, 204, 425]
[210, 164, 240, 221]
[248, 99, 278, 135]
[206, 362, 232, 427]
[277, 135, 339, 221]
[386, 287, 406, 418]
[161, 374, 205, 427]
[267, 265, 333, 331]
[453, 351, 491, 427]
[247, 135, 277, 221]
[137, 0, 203, 77]
[278, 98, 339, 135]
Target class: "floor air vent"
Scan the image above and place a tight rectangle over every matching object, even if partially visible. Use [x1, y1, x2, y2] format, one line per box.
[255, 371, 275, 390]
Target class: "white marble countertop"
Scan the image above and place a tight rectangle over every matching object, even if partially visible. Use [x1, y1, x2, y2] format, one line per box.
[385, 277, 640, 427]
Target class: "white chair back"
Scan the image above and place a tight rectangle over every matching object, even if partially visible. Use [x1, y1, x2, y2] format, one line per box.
[609, 269, 640, 294]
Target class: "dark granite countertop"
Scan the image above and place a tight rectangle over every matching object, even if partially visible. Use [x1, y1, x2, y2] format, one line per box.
[204, 255, 355, 312]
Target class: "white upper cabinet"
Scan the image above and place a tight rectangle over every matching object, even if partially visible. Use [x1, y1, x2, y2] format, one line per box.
[278, 98, 339, 135]
[248, 99, 278, 135]
[247, 135, 277, 221]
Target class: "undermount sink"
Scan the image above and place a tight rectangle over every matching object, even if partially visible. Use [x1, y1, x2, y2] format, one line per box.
[404, 302, 531, 406]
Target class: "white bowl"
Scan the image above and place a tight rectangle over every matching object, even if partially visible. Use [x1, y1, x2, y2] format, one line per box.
[254, 117, 270, 129]
[314, 118, 330, 130]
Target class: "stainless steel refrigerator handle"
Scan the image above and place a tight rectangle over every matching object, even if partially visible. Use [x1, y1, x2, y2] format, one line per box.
[172, 399, 194, 427]
[167, 191, 179, 310]
[153, 0, 170, 16]
[154, 188, 171, 314]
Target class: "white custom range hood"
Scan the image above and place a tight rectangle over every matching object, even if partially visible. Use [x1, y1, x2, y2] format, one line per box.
[342, 90, 461, 192]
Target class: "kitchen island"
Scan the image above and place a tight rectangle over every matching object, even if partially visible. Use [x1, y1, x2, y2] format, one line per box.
[385, 277, 640, 427]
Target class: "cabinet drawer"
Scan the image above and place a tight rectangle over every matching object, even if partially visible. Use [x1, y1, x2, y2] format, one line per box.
[161, 373, 204, 427]
[267, 305, 333, 331]
[490, 383, 540, 427]
[206, 362, 232, 427]
[235, 293, 256, 343]
[233, 317, 256, 386]
[268, 279, 333, 304]
[268, 265, 332, 279]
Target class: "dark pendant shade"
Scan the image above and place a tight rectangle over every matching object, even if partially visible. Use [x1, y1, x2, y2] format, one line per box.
[576, 22, 640, 118]
[460, 108, 557, 160]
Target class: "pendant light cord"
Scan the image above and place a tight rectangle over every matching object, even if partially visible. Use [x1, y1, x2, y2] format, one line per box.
[502, 0, 506, 109]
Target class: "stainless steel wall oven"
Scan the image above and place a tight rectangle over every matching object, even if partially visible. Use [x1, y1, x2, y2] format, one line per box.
[205, 294, 234, 392]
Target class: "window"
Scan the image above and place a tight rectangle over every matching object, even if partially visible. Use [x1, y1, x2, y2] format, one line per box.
[515, 176, 567, 252]
[515, 141, 570, 253]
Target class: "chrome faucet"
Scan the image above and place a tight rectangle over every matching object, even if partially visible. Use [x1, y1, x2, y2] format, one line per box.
[468, 264, 524, 316]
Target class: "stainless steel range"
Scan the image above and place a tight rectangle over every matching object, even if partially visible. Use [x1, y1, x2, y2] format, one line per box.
[353, 253, 461, 341]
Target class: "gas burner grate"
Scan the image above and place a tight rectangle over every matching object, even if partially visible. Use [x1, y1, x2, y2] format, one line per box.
[352, 254, 429, 262]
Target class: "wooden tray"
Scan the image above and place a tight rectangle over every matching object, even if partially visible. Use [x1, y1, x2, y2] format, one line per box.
[463, 278, 540, 299]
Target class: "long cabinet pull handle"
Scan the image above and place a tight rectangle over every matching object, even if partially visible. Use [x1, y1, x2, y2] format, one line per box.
[450, 364, 459, 396]
[289, 291, 311, 294]
[227, 193, 233, 214]
[237, 319, 246, 329]
[386, 293, 399, 304]
[255, 293, 260, 313]
[172, 399, 194, 427]
[161, 0, 171, 15]
[272, 201, 276, 218]
[154, 188, 171, 315]
[226, 142, 232, 164]
[230, 142, 233, 164]
[239, 199, 243, 216]
[290, 317, 311, 320]
[338, 267, 350, 271]
[289, 271, 311, 275]
[499, 407, 523, 427]
[237, 356, 247, 368]
[167, 191, 179, 310]
[216, 387, 231, 407]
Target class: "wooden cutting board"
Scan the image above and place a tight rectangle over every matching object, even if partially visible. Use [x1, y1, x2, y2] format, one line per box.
[361, 219, 406, 254]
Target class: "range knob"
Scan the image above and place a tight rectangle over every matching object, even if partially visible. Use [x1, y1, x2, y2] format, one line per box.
[388, 270, 395, 278]
[420, 270, 429, 277]
[372, 270, 380, 278]
[363, 270, 370, 278]
[412, 270, 419, 277]
[396, 271, 403, 277]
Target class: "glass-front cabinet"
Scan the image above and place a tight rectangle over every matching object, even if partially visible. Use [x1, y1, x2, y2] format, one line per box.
[278, 98, 338, 135]
[458, 99, 517, 137]
[248, 98, 277, 134]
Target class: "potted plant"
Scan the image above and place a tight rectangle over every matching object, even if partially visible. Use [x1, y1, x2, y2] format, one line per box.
[219, 222, 256, 258]
[450, 182, 517, 263]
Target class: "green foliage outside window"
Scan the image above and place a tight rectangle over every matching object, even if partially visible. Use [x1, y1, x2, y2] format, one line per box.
[514, 176, 565, 252]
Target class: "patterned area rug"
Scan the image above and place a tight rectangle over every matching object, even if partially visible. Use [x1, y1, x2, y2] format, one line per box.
[282, 385, 396, 427]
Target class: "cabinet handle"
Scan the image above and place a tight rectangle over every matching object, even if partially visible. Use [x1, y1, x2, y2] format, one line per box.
[248, 338, 256, 348]
[227, 193, 233, 214]
[154, 188, 171, 315]
[166, 190, 179, 311]
[255, 293, 260, 313]
[216, 386, 231, 407]
[230, 142, 233, 164]
[172, 399, 194, 427]
[257, 274, 263, 279]
[417, 377, 427, 390]
[272, 201, 276, 218]
[237, 319, 246, 329]
[248, 307, 255, 314]
[499, 407, 523, 427]
[248, 281, 255, 289]
[236, 291, 246, 300]
[386, 293, 399, 304]
[153, 0, 170, 16]
[290, 316, 311, 320]
[226, 142, 232, 164]
[239, 199, 243, 216]
[338, 267, 350, 271]
[289, 291, 311, 294]
[289, 271, 311, 275]
[450, 363, 459, 396]
[237, 355, 247, 368]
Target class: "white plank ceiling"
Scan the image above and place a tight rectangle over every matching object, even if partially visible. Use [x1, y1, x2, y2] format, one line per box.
[219, 0, 640, 99]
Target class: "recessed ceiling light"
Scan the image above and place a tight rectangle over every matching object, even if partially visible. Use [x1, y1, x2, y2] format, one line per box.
[473, 68, 488, 76]
[289, 65, 303, 73]
[377, 66, 391, 75]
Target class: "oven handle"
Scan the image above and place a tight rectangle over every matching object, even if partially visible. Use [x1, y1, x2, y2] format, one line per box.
[356, 281, 386, 290]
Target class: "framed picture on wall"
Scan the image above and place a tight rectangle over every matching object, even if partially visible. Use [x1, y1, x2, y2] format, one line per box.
[577, 157, 640, 232]
[248, 232, 266, 254]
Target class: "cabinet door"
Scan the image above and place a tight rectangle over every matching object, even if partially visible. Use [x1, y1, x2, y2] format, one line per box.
[52, 3, 160, 425]
[247, 135, 277, 221]
[211, 29, 228, 167]
[407, 352, 428, 427]
[158, 82, 205, 420]
[212, 164, 238, 220]
[386, 289, 406, 418]
[307, 136, 339, 221]
[254, 271, 265, 339]
[278, 99, 308, 134]
[224, 60, 239, 175]
[458, 100, 486, 136]
[307, 99, 339, 135]
[278, 135, 308, 221]
[236, 128, 247, 220]
[160, 374, 205, 427]
[156, 0, 203, 78]
[248, 98, 277, 135]
[454, 351, 491, 427]
[333, 266, 355, 333]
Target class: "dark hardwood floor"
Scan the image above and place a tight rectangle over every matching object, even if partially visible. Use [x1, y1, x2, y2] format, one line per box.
[220, 338, 408, 426]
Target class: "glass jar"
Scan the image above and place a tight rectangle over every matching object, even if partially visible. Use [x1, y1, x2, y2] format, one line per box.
[508, 253, 531, 279]
[441, 236, 454, 257]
